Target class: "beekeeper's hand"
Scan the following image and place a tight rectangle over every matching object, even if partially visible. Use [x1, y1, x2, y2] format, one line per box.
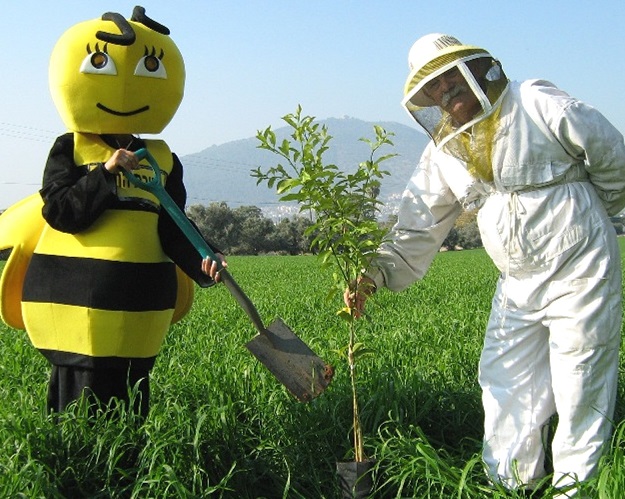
[343, 275, 376, 319]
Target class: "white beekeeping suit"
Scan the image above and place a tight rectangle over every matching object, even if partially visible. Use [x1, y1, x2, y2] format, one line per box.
[366, 33, 625, 494]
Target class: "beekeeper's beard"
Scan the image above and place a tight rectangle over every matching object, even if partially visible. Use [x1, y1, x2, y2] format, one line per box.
[440, 83, 470, 108]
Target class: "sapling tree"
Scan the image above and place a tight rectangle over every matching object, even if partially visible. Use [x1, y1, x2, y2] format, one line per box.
[253, 106, 395, 462]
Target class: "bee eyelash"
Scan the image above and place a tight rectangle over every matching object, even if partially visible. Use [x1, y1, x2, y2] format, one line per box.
[86, 42, 109, 54]
[143, 46, 165, 60]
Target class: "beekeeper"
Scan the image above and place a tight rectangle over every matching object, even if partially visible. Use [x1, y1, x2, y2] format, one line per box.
[346, 33, 625, 494]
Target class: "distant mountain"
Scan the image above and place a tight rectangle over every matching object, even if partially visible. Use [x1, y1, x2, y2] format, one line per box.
[180, 117, 429, 219]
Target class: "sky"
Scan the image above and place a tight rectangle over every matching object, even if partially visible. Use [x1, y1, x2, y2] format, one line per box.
[1, 0, 624, 209]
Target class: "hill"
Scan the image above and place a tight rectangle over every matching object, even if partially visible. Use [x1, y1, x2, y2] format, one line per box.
[180, 117, 429, 219]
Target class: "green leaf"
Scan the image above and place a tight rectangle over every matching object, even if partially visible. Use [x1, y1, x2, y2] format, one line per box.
[376, 153, 398, 164]
[332, 346, 349, 360]
[279, 139, 291, 156]
[276, 178, 300, 194]
[351, 342, 375, 360]
[336, 308, 353, 321]
[263, 128, 277, 148]
[279, 192, 303, 202]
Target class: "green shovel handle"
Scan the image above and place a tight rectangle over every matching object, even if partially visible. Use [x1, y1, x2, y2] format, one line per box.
[123, 148, 267, 333]
[123, 148, 222, 268]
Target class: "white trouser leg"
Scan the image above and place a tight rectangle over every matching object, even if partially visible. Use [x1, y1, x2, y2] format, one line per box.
[480, 269, 621, 492]
[546, 272, 621, 491]
[479, 281, 556, 489]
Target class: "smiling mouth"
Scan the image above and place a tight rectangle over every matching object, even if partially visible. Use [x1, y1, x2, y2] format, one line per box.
[97, 103, 150, 116]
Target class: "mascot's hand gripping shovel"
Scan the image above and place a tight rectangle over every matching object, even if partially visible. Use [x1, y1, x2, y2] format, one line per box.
[124, 149, 334, 402]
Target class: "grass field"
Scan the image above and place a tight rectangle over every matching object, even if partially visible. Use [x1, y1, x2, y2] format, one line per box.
[1, 246, 624, 497]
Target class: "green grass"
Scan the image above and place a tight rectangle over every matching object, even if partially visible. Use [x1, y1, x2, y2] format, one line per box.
[1, 247, 624, 497]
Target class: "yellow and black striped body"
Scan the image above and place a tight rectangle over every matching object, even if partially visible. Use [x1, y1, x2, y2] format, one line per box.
[22, 133, 177, 367]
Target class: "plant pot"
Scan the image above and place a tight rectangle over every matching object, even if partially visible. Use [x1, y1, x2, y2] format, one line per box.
[336, 459, 376, 498]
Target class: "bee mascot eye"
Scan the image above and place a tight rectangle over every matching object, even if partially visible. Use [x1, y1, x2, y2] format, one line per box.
[91, 52, 109, 69]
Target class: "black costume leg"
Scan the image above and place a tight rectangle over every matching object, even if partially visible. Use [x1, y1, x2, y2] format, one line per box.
[47, 364, 150, 417]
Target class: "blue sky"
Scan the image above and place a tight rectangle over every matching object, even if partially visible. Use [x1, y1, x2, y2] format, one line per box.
[1, 0, 624, 209]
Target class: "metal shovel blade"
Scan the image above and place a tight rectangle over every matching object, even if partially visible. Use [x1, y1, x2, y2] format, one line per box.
[246, 318, 334, 402]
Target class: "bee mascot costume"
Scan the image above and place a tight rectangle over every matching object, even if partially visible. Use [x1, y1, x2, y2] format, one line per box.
[0, 6, 219, 416]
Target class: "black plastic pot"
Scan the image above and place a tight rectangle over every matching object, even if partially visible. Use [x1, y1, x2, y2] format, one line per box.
[336, 459, 376, 498]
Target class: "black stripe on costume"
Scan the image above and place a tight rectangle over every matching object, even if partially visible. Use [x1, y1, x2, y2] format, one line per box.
[40, 349, 157, 370]
[23, 254, 177, 311]
[112, 198, 161, 214]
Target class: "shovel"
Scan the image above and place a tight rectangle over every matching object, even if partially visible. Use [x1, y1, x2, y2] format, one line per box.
[123, 148, 333, 402]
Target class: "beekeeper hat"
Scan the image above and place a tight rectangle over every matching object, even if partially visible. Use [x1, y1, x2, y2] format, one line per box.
[404, 33, 490, 107]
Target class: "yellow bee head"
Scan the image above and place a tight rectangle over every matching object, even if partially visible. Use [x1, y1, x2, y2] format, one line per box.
[49, 6, 185, 134]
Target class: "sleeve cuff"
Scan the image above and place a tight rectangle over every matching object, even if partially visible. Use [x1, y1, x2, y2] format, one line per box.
[364, 267, 385, 290]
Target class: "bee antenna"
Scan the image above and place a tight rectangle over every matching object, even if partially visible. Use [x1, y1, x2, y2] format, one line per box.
[131, 6, 171, 35]
[96, 12, 136, 46]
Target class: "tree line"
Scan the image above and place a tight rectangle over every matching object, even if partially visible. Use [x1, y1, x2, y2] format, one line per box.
[0, 202, 485, 260]
[186, 202, 484, 255]
[187, 202, 317, 255]
[4, 203, 625, 260]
